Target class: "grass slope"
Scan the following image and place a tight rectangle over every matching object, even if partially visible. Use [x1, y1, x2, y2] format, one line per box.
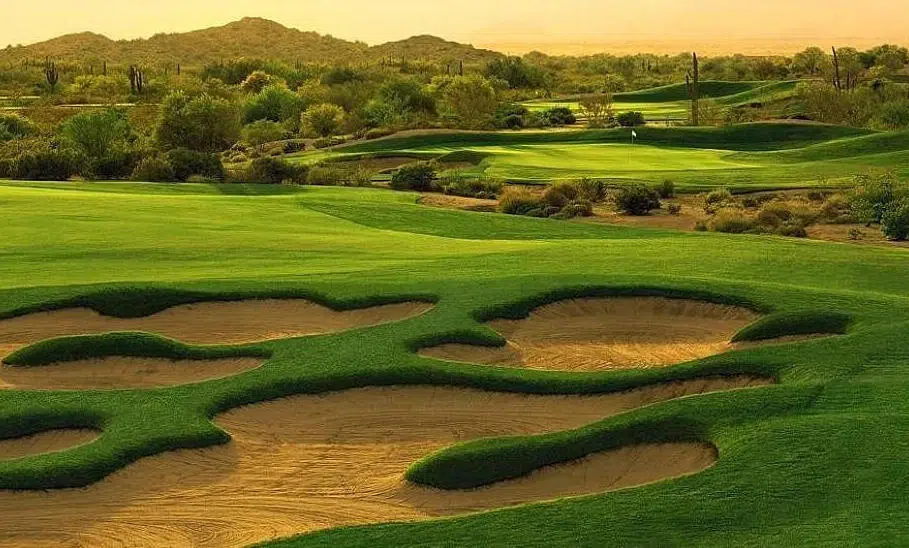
[1, 183, 909, 545]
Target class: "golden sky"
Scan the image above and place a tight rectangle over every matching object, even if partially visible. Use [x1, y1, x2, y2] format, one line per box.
[6, 0, 909, 54]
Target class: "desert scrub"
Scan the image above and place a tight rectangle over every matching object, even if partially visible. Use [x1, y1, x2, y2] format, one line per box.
[614, 184, 661, 216]
[704, 188, 734, 213]
[499, 188, 545, 216]
[709, 209, 757, 234]
[441, 172, 503, 199]
[390, 162, 438, 191]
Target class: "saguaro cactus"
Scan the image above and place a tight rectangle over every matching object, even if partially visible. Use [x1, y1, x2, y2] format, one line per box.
[686, 52, 700, 126]
[44, 58, 59, 92]
[128, 65, 145, 94]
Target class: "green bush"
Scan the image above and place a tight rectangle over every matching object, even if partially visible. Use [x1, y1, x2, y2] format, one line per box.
[542, 107, 576, 126]
[499, 188, 545, 216]
[875, 100, 909, 130]
[166, 148, 224, 182]
[242, 157, 307, 184]
[11, 150, 77, 181]
[441, 173, 503, 199]
[615, 184, 661, 215]
[616, 111, 646, 127]
[881, 200, 909, 240]
[657, 179, 675, 199]
[89, 149, 142, 180]
[307, 165, 346, 186]
[131, 156, 176, 182]
[705, 188, 734, 212]
[850, 171, 907, 225]
[390, 162, 437, 191]
[561, 199, 594, 218]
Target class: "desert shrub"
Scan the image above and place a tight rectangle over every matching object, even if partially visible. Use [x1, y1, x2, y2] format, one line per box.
[131, 156, 176, 182]
[243, 157, 307, 184]
[390, 162, 437, 191]
[850, 171, 907, 225]
[441, 172, 503, 199]
[312, 136, 346, 149]
[695, 220, 708, 231]
[499, 188, 545, 216]
[615, 184, 661, 215]
[185, 175, 222, 184]
[561, 199, 594, 218]
[881, 200, 909, 240]
[11, 150, 77, 181]
[281, 141, 306, 154]
[616, 111, 646, 127]
[575, 178, 607, 202]
[89, 149, 142, 180]
[709, 209, 757, 234]
[741, 196, 759, 209]
[241, 120, 287, 149]
[307, 165, 346, 186]
[875, 100, 909, 130]
[657, 179, 675, 199]
[775, 222, 809, 238]
[542, 182, 580, 209]
[0, 158, 14, 178]
[820, 194, 852, 223]
[542, 107, 576, 126]
[500, 114, 525, 129]
[166, 148, 224, 182]
[667, 203, 682, 215]
[301, 103, 345, 137]
[704, 188, 734, 212]
[757, 202, 793, 227]
[0, 113, 37, 141]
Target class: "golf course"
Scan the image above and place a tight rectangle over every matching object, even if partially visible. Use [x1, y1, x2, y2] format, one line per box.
[3, 8, 909, 547]
[0, 176, 907, 546]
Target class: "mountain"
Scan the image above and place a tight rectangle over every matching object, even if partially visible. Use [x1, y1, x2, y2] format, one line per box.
[368, 35, 503, 64]
[0, 18, 502, 67]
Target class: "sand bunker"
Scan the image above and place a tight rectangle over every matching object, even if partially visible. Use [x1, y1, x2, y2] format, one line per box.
[0, 357, 266, 391]
[0, 378, 767, 547]
[0, 429, 99, 461]
[0, 300, 433, 361]
[421, 297, 761, 371]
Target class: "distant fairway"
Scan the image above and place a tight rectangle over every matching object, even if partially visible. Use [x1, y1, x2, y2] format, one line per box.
[294, 123, 908, 190]
[523, 80, 801, 121]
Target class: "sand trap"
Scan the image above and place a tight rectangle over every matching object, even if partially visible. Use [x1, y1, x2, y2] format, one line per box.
[0, 429, 99, 461]
[0, 300, 433, 361]
[0, 378, 767, 547]
[0, 357, 266, 391]
[421, 297, 761, 371]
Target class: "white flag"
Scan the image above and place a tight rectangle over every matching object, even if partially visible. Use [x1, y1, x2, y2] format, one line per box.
[631, 129, 638, 138]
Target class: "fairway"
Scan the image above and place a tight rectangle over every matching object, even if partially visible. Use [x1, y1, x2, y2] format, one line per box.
[0, 182, 909, 546]
[297, 123, 908, 188]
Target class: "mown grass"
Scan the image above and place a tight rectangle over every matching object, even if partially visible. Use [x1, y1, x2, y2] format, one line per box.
[1, 183, 909, 544]
[290, 123, 894, 188]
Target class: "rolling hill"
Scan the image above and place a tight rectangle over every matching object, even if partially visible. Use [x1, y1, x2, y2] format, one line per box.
[0, 18, 502, 67]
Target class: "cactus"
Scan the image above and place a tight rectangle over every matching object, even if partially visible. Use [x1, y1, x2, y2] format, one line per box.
[687, 52, 700, 126]
[128, 65, 145, 94]
[44, 58, 59, 93]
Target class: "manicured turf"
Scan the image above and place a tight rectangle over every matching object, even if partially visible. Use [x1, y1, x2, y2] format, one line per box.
[291, 123, 904, 189]
[523, 80, 801, 121]
[3, 182, 909, 545]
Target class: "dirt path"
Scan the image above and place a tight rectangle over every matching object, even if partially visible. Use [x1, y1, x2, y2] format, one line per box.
[0, 379, 766, 547]
[421, 297, 760, 370]
[0, 300, 433, 361]
[0, 357, 266, 391]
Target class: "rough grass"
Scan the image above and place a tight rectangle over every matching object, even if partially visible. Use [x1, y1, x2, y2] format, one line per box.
[731, 310, 853, 342]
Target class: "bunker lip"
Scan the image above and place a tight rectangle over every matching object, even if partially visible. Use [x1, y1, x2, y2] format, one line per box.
[0, 299, 434, 360]
[0, 356, 267, 391]
[421, 297, 762, 371]
[0, 429, 100, 461]
[0, 379, 766, 547]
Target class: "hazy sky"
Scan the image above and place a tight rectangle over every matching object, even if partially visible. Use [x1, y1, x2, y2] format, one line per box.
[6, 0, 909, 52]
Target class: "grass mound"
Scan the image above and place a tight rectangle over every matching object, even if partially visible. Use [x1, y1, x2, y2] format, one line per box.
[3, 332, 267, 367]
[731, 310, 853, 343]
